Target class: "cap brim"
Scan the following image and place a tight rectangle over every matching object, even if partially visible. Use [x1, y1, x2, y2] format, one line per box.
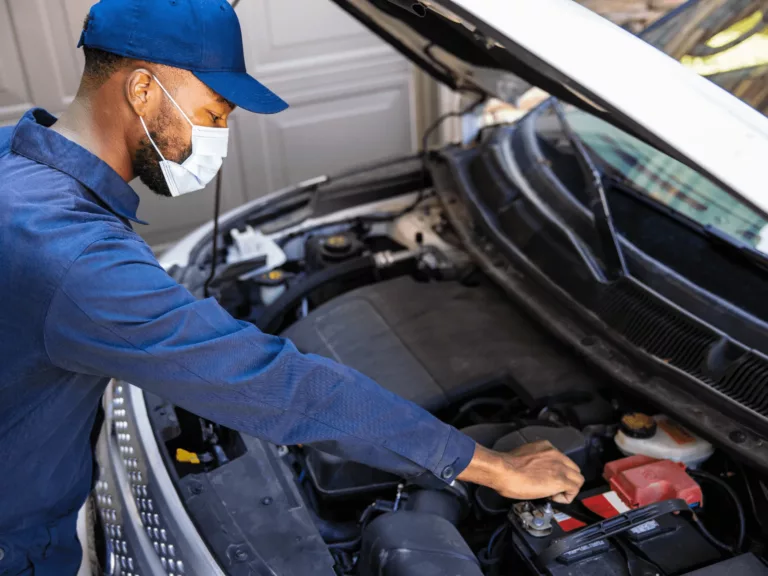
[193, 70, 288, 114]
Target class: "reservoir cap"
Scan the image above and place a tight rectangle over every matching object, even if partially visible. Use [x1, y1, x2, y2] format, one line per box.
[620, 413, 657, 439]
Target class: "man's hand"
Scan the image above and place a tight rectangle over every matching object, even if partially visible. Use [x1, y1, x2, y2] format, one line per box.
[456, 440, 585, 504]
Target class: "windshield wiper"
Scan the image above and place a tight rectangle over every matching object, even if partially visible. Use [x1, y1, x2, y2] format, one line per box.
[551, 100, 629, 281]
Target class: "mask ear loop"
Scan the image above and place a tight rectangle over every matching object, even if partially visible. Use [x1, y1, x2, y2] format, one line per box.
[153, 75, 195, 128]
[139, 116, 167, 162]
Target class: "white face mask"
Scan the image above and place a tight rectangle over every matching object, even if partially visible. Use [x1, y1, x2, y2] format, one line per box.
[139, 75, 229, 197]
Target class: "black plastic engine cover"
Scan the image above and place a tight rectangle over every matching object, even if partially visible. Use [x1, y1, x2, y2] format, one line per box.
[303, 445, 400, 499]
[359, 511, 482, 576]
[283, 276, 600, 412]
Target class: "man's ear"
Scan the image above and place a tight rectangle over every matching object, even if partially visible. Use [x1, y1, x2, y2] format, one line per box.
[125, 69, 156, 117]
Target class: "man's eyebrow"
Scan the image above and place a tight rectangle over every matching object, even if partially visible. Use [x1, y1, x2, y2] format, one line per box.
[215, 94, 236, 111]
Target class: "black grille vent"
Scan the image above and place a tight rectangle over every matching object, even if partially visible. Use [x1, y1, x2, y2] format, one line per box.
[714, 353, 768, 415]
[588, 280, 768, 418]
[596, 281, 718, 381]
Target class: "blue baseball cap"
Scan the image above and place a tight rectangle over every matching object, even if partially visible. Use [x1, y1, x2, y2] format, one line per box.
[78, 0, 288, 114]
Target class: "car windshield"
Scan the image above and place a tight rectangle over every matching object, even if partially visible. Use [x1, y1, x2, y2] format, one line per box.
[478, 1, 768, 248]
[535, 104, 768, 252]
[530, 1, 768, 251]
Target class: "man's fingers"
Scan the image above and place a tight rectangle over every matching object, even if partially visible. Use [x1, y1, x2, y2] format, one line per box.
[491, 443, 586, 502]
[542, 449, 580, 473]
[522, 444, 581, 474]
[547, 464, 584, 502]
[558, 454, 581, 473]
[563, 467, 585, 488]
[530, 439, 554, 451]
[511, 440, 554, 457]
[551, 492, 570, 504]
[551, 490, 578, 504]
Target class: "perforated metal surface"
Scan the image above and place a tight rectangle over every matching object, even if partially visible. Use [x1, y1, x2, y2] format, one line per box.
[92, 381, 192, 576]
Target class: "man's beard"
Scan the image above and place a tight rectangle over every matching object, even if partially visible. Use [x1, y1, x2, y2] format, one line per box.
[133, 102, 192, 198]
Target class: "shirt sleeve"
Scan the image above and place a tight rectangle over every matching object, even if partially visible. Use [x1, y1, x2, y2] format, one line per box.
[44, 235, 475, 485]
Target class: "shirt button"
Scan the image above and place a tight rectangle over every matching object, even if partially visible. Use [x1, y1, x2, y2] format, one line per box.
[441, 466, 455, 480]
[0, 547, 5, 561]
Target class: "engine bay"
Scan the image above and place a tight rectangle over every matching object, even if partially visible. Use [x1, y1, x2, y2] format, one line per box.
[156, 187, 768, 575]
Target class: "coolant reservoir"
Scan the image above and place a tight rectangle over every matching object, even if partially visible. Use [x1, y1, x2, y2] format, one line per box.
[615, 413, 714, 468]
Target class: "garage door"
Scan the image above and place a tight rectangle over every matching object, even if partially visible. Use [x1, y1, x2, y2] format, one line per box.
[0, 0, 419, 246]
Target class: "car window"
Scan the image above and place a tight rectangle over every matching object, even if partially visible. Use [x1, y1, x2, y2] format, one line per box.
[547, 106, 768, 250]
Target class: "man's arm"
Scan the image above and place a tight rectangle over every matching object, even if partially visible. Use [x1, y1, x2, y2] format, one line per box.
[45, 235, 583, 499]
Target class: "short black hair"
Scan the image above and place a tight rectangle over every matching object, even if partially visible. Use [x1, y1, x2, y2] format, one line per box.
[82, 46, 133, 89]
[80, 17, 213, 102]
[81, 45, 188, 94]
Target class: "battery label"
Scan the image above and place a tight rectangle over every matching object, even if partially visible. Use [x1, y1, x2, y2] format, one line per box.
[562, 540, 607, 558]
[554, 491, 634, 533]
[553, 493, 661, 534]
[553, 511, 586, 532]
[630, 520, 660, 535]
[582, 491, 630, 519]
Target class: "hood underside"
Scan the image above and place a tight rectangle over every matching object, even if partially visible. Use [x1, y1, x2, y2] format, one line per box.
[330, 0, 768, 218]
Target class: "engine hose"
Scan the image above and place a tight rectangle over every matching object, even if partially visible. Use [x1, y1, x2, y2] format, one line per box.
[477, 522, 508, 567]
[305, 503, 360, 544]
[405, 489, 464, 525]
[255, 255, 376, 334]
[689, 469, 746, 553]
[474, 488, 508, 516]
[692, 514, 737, 555]
[737, 462, 768, 538]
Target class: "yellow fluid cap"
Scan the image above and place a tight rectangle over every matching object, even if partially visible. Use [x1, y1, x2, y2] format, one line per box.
[620, 413, 658, 439]
[176, 448, 200, 464]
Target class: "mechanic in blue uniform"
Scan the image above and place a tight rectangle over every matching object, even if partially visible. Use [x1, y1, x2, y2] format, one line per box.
[0, 1, 584, 573]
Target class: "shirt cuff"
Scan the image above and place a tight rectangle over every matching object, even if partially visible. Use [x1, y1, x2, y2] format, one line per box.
[432, 426, 476, 483]
[401, 426, 473, 490]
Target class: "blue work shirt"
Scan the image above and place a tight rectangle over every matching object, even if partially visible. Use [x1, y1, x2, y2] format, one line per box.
[0, 109, 475, 558]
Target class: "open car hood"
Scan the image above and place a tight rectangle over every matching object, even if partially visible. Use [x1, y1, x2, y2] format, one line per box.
[330, 0, 768, 218]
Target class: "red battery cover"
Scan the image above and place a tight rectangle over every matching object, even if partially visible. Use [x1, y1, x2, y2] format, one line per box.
[603, 454, 702, 508]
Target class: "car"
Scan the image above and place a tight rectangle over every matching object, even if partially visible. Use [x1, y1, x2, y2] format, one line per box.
[85, 0, 768, 575]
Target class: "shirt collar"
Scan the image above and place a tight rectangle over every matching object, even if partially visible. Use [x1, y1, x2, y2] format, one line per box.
[10, 109, 148, 225]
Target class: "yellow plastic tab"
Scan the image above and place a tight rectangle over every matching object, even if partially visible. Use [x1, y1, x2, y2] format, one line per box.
[176, 448, 200, 464]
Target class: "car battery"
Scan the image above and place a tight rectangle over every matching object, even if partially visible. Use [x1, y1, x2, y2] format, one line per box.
[508, 491, 722, 576]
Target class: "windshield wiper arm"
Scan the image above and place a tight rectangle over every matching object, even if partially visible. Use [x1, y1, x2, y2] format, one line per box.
[551, 100, 628, 281]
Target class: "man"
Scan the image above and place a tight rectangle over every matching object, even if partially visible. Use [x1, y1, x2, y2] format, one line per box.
[0, 0, 584, 573]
